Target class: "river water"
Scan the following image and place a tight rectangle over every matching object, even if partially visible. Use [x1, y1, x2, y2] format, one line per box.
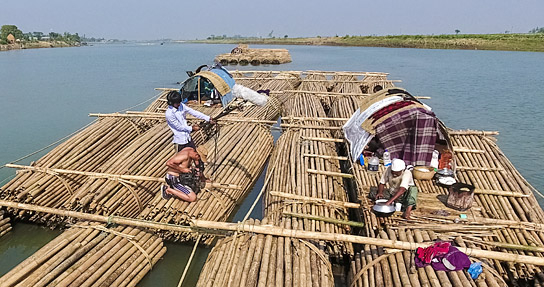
[0, 43, 543, 286]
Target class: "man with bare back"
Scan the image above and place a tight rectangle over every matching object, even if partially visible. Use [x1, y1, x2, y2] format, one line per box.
[160, 146, 208, 202]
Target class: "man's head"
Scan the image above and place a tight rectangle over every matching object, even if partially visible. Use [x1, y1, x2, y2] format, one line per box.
[196, 146, 208, 163]
[167, 90, 182, 108]
[391, 158, 406, 177]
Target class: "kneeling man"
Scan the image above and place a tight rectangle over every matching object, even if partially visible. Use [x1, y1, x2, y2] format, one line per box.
[370, 158, 418, 219]
[160, 146, 208, 202]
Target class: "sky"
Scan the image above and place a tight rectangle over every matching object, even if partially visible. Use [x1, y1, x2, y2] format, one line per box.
[2, 0, 543, 40]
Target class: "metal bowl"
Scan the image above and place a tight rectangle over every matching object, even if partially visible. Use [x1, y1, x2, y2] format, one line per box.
[436, 168, 454, 176]
[373, 199, 396, 217]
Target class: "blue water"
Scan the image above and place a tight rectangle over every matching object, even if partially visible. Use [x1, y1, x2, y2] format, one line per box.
[1, 43, 543, 286]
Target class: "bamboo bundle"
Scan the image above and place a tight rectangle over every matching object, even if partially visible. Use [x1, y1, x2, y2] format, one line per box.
[196, 219, 334, 287]
[264, 94, 354, 258]
[0, 209, 12, 237]
[138, 122, 274, 243]
[0, 221, 165, 287]
[360, 74, 396, 94]
[65, 124, 173, 218]
[297, 72, 331, 110]
[258, 72, 301, 93]
[0, 117, 150, 223]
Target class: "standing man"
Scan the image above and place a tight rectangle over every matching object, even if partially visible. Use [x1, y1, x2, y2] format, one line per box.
[165, 90, 215, 152]
[370, 158, 418, 219]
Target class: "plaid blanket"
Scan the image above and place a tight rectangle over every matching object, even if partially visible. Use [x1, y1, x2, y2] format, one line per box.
[375, 107, 437, 166]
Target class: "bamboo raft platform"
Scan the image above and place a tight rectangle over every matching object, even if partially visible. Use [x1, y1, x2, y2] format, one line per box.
[215, 44, 292, 66]
[2, 69, 544, 286]
[0, 221, 165, 287]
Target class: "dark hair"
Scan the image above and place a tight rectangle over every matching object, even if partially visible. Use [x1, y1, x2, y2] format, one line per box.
[167, 90, 182, 106]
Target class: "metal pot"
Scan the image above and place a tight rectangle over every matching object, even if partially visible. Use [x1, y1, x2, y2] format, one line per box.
[436, 168, 454, 177]
[373, 199, 396, 217]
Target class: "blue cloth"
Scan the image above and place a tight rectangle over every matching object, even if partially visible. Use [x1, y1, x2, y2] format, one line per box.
[210, 67, 236, 106]
[165, 104, 210, 145]
[468, 262, 483, 279]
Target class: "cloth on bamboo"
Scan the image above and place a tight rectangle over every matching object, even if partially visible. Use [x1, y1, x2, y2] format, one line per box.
[375, 107, 437, 167]
[343, 96, 403, 161]
[468, 262, 483, 279]
[415, 244, 471, 271]
[370, 100, 415, 122]
[416, 241, 451, 264]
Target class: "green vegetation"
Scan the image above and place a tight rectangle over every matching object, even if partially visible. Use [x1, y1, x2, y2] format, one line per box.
[1, 24, 83, 47]
[193, 33, 544, 53]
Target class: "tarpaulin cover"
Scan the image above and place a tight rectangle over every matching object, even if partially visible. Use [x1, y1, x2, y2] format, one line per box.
[194, 66, 236, 106]
[376, 107, 437, 166]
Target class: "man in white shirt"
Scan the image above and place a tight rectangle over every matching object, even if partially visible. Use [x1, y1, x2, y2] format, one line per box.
[165, 91, 215, 152]
[371, 158, 418, 219]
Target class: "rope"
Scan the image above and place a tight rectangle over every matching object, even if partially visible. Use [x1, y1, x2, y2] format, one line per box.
[0, 119, 97, 171]
[70, 223, 154, 269]
[299, 239, 335, 286]
[177, 234, 202, 287]
[118, 179, 144, 212]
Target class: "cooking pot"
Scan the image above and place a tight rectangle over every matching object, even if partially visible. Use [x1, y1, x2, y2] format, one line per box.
[373, 199, 396, 217]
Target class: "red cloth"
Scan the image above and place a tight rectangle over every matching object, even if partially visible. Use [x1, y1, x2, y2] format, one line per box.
[370, 101, 414, 122]
[416, 241, 451, 264]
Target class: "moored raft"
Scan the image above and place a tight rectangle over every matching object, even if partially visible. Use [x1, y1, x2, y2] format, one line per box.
[215, 44, 292, 66]
[0, 222, 165, 287]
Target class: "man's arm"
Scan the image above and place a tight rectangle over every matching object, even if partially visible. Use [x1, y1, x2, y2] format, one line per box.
[184, 104, 211, 122]
[386, 187, 406, 205]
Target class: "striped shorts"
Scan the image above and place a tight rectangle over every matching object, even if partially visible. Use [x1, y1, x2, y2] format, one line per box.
[165, 174, 194, 195]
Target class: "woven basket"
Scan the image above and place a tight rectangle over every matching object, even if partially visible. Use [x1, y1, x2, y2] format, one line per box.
[413, 166, 436, 180]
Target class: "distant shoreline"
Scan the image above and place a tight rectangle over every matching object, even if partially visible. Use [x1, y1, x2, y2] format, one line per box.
[189, 34, 544, 53]
[0, 41, 77, 52]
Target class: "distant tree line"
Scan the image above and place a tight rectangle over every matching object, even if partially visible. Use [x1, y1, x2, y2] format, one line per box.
[529, 27, 544, 33]
[1, 24, 84, 45]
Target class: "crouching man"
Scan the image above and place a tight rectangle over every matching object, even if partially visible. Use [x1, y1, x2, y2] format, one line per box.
[369, 158, 418, 219]
[160, 146, 208, 202]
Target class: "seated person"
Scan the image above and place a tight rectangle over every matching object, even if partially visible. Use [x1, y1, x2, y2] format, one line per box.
[160, 146, 208, 202]
[369, 158, 418, 219]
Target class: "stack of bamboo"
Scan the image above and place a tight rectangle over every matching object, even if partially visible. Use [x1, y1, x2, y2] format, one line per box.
[196, 219, 334, 287]
[0, 209, 11, 237]
[0, 117, 148, 223]
[0, 221, 165, 287]
[65, 124, 173, 218]
[138, 123, 274, 243]
[264, 94, 353, 258]
[360, 74, 396, 94]
[298, 72, 331, 110]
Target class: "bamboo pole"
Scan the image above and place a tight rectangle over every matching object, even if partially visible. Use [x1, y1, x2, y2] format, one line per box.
[284, 212, 365, 228]
[270, 191, 360, 209]
[3, 200, 544, 267]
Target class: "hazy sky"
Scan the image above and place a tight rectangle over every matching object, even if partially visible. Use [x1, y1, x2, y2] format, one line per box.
[3, 0, 543, 40]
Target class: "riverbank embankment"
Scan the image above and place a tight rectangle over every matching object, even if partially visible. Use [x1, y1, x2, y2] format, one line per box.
[192, 33, 544, 52]
[0, 41, 76, 51]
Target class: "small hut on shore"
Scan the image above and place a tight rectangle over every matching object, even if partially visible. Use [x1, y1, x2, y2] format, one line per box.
[215, 44, 292, 66]
[6, 34, 15, 44]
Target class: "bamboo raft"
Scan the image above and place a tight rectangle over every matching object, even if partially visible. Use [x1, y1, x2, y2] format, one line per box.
[196, 219, 334, 287]
[0, 210, 11, 238]
[215, 44, 292, 66]
[2, 69, 544, 287]
[0, 222, 165, 287]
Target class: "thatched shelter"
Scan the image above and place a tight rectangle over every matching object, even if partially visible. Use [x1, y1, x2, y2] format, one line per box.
[6, 34, 15, 44]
